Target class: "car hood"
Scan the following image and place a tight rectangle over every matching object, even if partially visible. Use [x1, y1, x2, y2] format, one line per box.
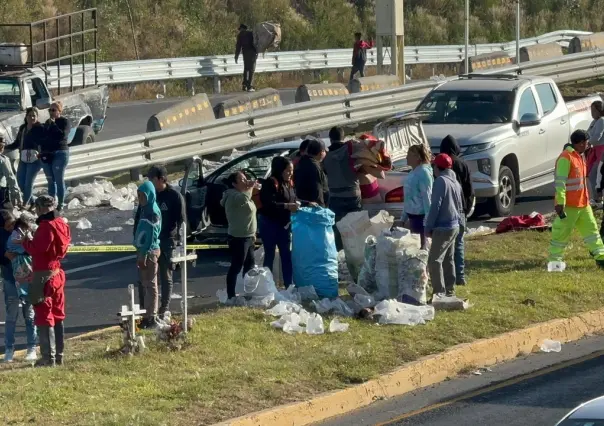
[424, 123, 510, 151]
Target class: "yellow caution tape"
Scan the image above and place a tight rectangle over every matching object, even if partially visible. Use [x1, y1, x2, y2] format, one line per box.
[67, 243, 235, 253]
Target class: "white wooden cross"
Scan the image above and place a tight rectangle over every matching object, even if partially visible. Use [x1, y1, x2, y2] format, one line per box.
[117, 284, 146, 340]
[171, 223, 197, 333]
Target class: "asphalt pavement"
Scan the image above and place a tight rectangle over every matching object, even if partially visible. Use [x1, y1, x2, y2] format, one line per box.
[318, 334, 604, 426]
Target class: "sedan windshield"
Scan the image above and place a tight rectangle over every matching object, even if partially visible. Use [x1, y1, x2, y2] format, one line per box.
[0, 78, 21, 112]
[418, 90, 514, 125]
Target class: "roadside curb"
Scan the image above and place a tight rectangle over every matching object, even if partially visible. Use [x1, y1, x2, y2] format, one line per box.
[214, 309, 604, 426]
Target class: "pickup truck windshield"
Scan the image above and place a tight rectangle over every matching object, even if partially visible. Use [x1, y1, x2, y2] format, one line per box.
[418, 90, 515, 124]
[0, 78, 21, 112]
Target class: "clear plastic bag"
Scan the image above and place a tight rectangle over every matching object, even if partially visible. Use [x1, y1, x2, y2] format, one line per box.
[297, 285, 319, 301]
[306, 313, 325, 335]
[329, 318, 350, 333]
[242, 267, 277, 297]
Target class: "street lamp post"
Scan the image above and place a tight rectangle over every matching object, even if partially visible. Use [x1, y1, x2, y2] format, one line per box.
[516, 0, 520, 64]
[464, 0, 469, 73]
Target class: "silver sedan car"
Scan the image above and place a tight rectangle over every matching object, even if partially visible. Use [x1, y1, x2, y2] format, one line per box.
[556, 396, 604, 425]
[179, 112, 430, 241]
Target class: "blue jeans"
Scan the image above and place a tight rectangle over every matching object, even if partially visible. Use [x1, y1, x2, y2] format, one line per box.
[2, 265, 36, 351]
[258, 215, 293, 287]
[454, 216, 466, 284]
[17, 160, 42, 206]
[41, 150, 69, 208]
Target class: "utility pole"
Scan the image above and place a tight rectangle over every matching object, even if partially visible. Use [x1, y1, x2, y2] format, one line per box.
[516, 0, 520, 64]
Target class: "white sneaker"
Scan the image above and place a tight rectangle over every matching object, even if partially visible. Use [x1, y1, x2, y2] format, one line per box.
[25, 349, 37, 362]
[3, 349, 14, 363]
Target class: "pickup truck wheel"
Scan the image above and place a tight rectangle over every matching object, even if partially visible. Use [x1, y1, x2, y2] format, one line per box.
[487, 166, 516, 217]
[71, 125, 95, 146]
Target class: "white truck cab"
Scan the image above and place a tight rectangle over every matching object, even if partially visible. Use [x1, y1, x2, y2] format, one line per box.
[416, 74, 598, 217]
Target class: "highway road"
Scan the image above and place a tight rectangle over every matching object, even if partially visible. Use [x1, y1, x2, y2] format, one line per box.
[318, 334, 604, 426]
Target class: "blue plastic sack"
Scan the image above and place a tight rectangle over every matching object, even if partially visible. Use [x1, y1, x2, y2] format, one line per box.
[292, 207, 338, 298]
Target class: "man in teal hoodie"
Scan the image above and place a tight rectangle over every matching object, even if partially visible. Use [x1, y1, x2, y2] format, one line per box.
[134, 181, 162, 327]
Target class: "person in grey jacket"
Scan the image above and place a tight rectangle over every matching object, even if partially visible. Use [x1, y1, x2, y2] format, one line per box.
[425, 154, 464, 298]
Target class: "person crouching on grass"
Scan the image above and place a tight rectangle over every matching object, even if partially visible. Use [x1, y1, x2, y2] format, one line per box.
[425, 154, 464, 300]
[134, 181, 162, 328]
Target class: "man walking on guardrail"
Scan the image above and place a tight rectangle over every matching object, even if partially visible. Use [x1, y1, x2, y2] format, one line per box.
[235, 24, 258, 92]
[549, 130, 604, 271]
[350, 32, 373, 81]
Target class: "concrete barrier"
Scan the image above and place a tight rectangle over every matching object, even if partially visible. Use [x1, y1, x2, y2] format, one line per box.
[146, 93, 215, 132]
[349, 75, 400, 94]
[295, 83, 349, 102]
[213, 88, 282, 118]
[461, 52, 513, 73]
[519, 42, 563, 63]
[568, 32, 604, 54]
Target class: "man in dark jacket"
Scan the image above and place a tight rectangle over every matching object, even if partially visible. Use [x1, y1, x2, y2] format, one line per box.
[350, 32, 373, 81]
[322, 126, 362, 250]
[439, 135, 475, 285]
[134, 165, 186, 316]
[293, 138, 329, 207]
[235, 24, 258, 92]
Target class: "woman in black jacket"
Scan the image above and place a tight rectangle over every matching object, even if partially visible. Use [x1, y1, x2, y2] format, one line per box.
[258, 156, 299, 288]
[6, 107, 45, 207]
[41, 101, 71, 211]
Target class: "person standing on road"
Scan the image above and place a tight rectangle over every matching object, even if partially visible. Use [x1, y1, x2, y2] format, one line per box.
[258, 156, 299, 288]
[440, 135, 475, 285]
[6, 107, 44, 208]
[221, 171, 259, 301]
[143, 165, 186, 317]
[235, 24, 258, 92]
[586, 101, 604, 205]
[0, 210, 37, 364]
[19, 195, 71, 367]
[0, 136, 23, 209]
[40, 101, 71, 212]
[134, 181, 162, 328]
[292, 139, 311, 168]
[322, 127, 362, 251]
[549, 130, 604, 269]
[293, 138, 329, 207]
[350, 32, 373, 81]
[401, 144, 433, 250]
[425, 154, 464, 299]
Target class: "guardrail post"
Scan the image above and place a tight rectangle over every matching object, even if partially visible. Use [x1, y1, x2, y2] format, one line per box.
[161, 82, 166, 96]
[213, 77, 221, 94]
[186, 78, 195, 96]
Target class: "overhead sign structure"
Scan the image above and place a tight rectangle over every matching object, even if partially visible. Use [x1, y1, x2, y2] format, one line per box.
[375, 0, 405, 84]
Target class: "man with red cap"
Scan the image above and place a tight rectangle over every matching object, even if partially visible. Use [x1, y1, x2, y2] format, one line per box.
[425, 153, 464, 298]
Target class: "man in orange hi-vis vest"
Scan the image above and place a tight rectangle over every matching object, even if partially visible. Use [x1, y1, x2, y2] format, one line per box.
[549, 129, 604, 271]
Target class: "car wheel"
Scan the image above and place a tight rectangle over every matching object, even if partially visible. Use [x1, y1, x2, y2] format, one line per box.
[71, 125, 94, 146]
[487, 165, 516, 218]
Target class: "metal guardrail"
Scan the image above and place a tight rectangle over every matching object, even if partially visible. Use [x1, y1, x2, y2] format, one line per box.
[33, 30, 591, 88]
[32, 48, 604, 187]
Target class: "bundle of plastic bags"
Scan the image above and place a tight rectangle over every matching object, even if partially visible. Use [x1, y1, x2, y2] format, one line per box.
[336, 210, 393, 281]
[292, 207, 339, 298]
[375, 228, 416, 300]
[396, 245, 429, 305]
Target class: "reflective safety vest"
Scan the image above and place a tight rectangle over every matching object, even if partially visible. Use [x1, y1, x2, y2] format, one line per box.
[554, 146, 589, 208]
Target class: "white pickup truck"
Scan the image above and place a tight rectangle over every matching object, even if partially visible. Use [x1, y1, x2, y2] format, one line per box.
[416, 74, 599, 217]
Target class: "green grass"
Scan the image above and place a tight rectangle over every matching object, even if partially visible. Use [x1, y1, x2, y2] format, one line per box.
[2, 229, 603, 426]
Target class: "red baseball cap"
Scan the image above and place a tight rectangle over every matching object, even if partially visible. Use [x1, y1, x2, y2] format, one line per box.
[433, 153, 453, 169]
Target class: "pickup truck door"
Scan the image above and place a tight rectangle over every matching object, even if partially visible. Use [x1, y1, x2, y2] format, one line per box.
[515, 86, 549, 180]
[534, 82, 568, 171]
